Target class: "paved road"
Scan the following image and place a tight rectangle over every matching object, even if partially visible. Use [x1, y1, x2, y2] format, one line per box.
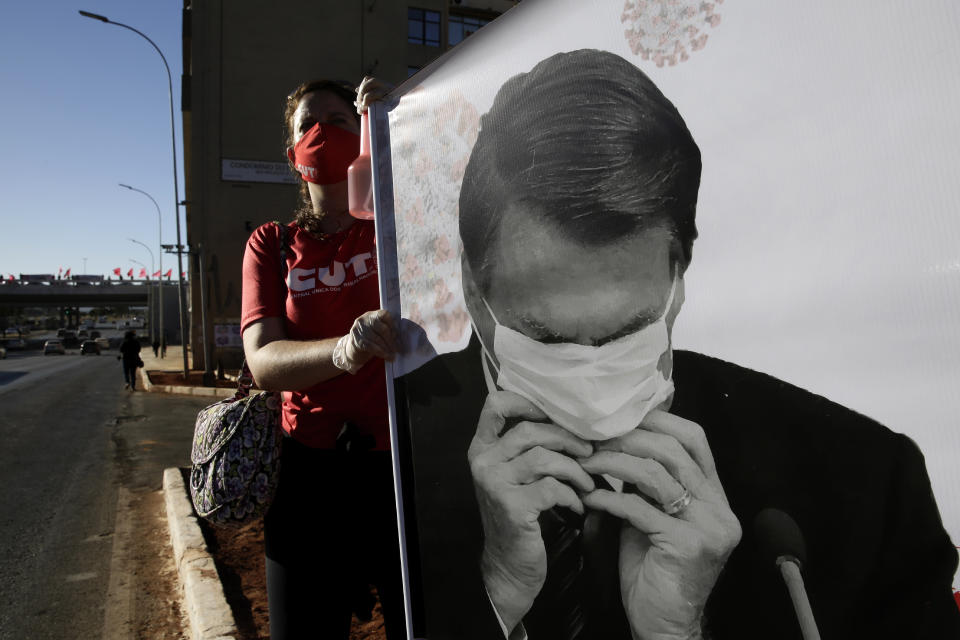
[0, 350, 211, 638]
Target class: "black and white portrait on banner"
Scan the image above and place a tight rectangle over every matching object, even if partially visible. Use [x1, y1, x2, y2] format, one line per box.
[366, 1, 960, 638]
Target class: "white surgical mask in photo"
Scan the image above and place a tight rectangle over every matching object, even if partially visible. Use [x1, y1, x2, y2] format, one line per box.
[477, 275, 677, 441]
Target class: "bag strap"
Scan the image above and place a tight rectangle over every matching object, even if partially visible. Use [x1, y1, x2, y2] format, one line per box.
[235, 360, 255, 399]
[236, 221, 291, 399]
[274, 220, 290, 281]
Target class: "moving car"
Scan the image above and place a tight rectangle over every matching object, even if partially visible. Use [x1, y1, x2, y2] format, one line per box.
[95, 337, 110, 350]
[43, 340, 66, 355]
[80, 340, 101, 355]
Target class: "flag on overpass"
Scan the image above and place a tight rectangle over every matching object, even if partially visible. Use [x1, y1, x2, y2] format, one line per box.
[126, 268, 133, 278]
[113, 268, 122, 276]
[164, 269, 172, 278]
[64, 268, 71, 277]
[139, 268, 148, 278]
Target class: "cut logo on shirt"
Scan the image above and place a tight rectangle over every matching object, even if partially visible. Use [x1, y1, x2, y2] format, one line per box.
[287, 252, 376, 296]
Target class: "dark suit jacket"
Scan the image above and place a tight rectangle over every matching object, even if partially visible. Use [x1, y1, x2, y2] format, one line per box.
[395, 337, 960, 639]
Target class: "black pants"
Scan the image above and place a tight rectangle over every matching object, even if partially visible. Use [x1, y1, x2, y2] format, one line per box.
[122, 364, 138, 388]
[264, 438, 406, 640]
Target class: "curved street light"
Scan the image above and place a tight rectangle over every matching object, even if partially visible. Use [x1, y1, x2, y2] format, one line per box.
[128, 239, 155, 275]
[122, 186, 163, 345]
[81, 9, 189, 378]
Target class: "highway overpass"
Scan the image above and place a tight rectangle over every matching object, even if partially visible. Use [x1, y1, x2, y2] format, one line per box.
[0, 280, 182, 306]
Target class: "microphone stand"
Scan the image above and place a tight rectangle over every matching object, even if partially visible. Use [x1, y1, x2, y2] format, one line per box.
[777, 555, 822, 640]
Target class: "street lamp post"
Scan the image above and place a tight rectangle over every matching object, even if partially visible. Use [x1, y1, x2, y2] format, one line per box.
[128, 239, 155, 278]
[120, 184, 164, 349]
[128, 238, 156, 343]
[80, 9, 189, 379]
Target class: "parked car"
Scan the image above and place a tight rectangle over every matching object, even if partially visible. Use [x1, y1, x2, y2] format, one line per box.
[95, 337, 110, 350]
[80, 340, 101, 355]
[77, 329, 89, 339]
[0, 344, 6, 359]
[3, 338, 26, 351]
[43, 340, 66, 355]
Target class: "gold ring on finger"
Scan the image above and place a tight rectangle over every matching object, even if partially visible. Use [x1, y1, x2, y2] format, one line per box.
[662, 487, 693, 516]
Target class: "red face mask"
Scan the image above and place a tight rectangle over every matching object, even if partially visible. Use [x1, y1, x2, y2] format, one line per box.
[287, 123, 360, 185]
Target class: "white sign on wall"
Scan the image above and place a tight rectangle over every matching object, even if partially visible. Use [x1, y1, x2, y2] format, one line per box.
[221, 158, 297, 184]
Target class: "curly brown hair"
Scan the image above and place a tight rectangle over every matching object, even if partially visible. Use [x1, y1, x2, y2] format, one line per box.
[284, 80, 360, 232]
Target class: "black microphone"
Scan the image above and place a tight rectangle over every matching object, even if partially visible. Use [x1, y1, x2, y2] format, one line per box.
[754, 508, 822, 640]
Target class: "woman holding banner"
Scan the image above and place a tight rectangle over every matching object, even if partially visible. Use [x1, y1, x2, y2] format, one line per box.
[240, 77, 403, 640]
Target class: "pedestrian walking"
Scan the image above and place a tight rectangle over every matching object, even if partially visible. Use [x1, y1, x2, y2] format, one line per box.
[119, 331, 141, 390]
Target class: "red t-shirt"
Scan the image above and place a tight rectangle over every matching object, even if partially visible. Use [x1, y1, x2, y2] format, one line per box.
[240, 221, 389, 450]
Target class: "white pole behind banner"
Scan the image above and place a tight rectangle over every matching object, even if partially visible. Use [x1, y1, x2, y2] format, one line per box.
[369, 100, 420, 640]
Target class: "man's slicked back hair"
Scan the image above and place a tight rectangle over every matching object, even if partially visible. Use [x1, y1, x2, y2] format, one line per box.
[458, 49, 701, 294]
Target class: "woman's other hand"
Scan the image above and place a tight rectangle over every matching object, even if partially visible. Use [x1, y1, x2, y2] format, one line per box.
[355, 76, 394, 114]
[335, 309, 400, 373]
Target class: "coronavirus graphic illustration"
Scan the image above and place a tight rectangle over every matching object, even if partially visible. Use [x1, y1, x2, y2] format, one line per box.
[621, 0, 723, 67]
[391, 88, 480, 352]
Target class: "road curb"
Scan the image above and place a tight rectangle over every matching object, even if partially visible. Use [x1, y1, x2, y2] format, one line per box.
[163, 467, 239, 640]
[139, 367, 155, 392]
[141, 369, 235, 398]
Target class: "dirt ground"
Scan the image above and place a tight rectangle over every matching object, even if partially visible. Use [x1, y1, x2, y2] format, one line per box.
[148, 370, 237, 388]
[128, 489, 190, 639]
[187, 474, 388, 640]
[198, 518, 271, 639]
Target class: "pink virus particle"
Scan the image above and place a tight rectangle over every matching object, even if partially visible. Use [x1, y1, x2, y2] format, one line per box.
[433, 280, 454, 310]
[408, 302, 423, 326]
[621, 0, 723, 67]
[437, 307, 471, 343]
[402, 253, 423, 281]
[433, 235, 455, 265]
[402, 196, 425, 227]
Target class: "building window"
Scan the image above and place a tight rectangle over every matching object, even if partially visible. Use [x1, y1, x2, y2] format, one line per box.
[408, 8, 441, 47]
[448, 13, 492, 47]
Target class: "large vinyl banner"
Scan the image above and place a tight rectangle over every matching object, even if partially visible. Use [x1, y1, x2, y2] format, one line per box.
[369, 1, 960, 638]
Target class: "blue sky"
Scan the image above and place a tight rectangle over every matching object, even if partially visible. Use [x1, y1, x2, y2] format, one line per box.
[0, 0, 184, 279]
